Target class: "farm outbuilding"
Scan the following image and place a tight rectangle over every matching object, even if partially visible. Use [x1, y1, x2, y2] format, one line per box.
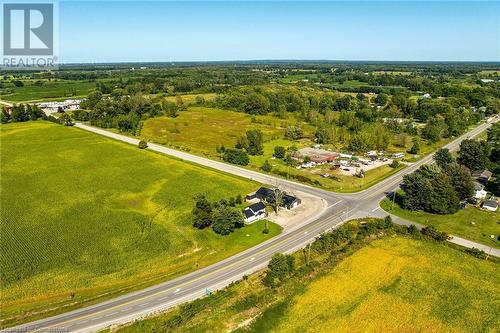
[482, 200, 498, 212]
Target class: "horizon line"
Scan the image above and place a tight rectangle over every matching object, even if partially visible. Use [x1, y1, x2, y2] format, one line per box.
[58, 59, 500, 66]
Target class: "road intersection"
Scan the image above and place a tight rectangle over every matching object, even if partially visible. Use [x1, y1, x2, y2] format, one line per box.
[8, 119, 499, 333]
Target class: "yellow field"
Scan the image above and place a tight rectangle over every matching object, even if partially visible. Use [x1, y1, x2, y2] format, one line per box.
[164, 93, 217, 104]
[267, 237, 500, 333]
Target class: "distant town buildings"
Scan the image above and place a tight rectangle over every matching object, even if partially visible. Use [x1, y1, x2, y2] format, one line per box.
[37, 99, 84, 112]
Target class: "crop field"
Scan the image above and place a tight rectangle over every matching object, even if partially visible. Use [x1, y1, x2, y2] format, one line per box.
[246, 237, 500, 333]
[381, 199, 500, 249]
[479, 70, 500, 75]
[114, 235, 500, 333]
[0, 121, 281, 326]
[0, 80, 96, 102]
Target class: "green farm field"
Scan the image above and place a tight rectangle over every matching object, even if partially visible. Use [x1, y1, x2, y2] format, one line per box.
[0, 121, 280, 327]
[0, 80, 96, 102]
[381, 199, 500, 249]
[244, 237, 500, 333]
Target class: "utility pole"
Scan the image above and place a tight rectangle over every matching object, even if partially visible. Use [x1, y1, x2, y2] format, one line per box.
[486, 248, 492, 261]
[391, 190, 396, 210]
[307, 242, 312, 265]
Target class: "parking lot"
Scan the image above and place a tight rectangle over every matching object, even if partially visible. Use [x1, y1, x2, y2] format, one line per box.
[298, 147, 396, 177]
[336, 158, 393, 176]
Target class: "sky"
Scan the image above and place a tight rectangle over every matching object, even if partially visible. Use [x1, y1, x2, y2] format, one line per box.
[58, 1, 500, 63]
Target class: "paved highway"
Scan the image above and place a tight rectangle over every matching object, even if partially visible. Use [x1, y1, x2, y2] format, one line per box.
[8, 118, 499, 333]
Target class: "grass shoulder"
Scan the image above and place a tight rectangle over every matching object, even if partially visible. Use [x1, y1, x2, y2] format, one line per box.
[380, 198, 500, 249]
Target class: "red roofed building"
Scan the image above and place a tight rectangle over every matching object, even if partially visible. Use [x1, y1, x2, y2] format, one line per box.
[310, 154, 339, 164]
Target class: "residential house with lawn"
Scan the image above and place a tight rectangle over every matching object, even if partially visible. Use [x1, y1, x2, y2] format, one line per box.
[473, 182, 488, 200]
[243, 202, 267, 224]
[246, 187, 302, 210]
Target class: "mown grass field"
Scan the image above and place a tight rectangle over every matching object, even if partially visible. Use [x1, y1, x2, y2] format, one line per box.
[0, 121, 281, 327]
[114, 235, 500, 333]
[140, 106, 313, 157]
[248, 237, 500, 333]
[163, 93, 216, 104]
[381, 199, 500, 249]
[0, 80, 96, 102]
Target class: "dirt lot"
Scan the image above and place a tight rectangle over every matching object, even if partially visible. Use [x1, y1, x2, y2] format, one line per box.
[336, 159, 393, 176]
[267, 191, 327, 231]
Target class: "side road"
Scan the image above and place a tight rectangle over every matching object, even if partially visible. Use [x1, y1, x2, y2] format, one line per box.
[370, 209, 500, 257]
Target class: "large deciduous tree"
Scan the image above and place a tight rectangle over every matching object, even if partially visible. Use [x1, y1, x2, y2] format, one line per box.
[192, 194, 213, 229]
[433, 148, 454, 169]
[263, 253, 295, 287]
[274, 146, 286, 159]
[444, 163, 474, 200]
[315, 125, 332, 144]
[457, 139, 490, 171]
[284, 126, 303, 140]
[223, 149, 250, 165]
[211, 204, 244, 235]
[246, 129, 264, 155]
